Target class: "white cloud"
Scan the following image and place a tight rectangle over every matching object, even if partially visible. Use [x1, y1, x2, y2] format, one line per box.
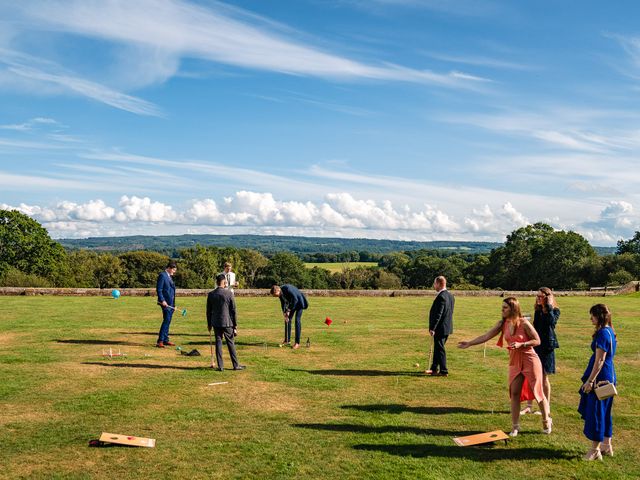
[3, 193, 634, 245]
[115, 196, 177, 222]
[10, 0, 488, 89]
[464, 202, 529, 236]
[579, 201, 638, 242]
[6, 63, 163, 117]
[444, 107, 640, 154]
[0, 192, 521, 239]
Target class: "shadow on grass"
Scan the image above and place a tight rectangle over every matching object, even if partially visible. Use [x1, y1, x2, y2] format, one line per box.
[291, 369, 423, 377]
[83, 361, 213, 371]
[341, 404, 510, 415]
[119, 332, 209, 337]
[295, 423, 478, 437]
[352, 443, 577, 461]
[57, 339, 147, 346]
[185, 340, 280, 348]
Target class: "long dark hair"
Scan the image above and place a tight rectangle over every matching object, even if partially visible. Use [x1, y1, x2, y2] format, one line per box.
[589, 303, 615, 339]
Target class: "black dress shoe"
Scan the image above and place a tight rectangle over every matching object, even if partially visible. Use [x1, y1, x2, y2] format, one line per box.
[439, 372, 449, 377]
[216, 367, 224, 371]
[233, 365, 246, 370]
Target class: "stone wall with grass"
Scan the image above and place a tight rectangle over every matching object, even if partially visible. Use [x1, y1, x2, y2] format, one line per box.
[3, 283, 637, 297]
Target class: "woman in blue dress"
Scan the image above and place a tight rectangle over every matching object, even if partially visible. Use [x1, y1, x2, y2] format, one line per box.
[578, 303, 617, 461]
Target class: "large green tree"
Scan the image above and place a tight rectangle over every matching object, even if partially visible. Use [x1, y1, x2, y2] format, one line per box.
[617, 231, 640, 255]
[0, 209, 66, 280]
[119, 251, 170, 288]
[484, 223, 596, 290]
[405, 255, 462, 289]
[238, 248, 268, 288]
[176, 245, 219, 288]
[256, 252, 310, 288]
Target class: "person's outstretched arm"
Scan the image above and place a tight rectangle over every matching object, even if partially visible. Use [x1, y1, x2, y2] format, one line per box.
[458, 320, 503, 349]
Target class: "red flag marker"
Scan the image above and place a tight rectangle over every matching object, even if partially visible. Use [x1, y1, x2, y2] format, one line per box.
[324, 317, 332, 326]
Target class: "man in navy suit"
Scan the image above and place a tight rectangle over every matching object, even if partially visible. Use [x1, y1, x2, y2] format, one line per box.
[156, 260, 178, 348]
[271, 284, 308, 350]
[426, 276, 455, 376]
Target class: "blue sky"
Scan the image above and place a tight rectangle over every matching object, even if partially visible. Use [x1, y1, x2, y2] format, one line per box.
[1, 0, 639, 245]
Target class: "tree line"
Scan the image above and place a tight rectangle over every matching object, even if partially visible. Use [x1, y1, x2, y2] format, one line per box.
[1, 210, 638, 290]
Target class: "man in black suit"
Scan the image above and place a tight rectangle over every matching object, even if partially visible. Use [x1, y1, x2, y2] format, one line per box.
[426, 276, 455, 377]
[206, 274, 245, 371]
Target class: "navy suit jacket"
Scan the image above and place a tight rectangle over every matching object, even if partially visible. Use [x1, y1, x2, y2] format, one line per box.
[429, 289, 454, 336]
[156, 271, 176, 307]
[279, 284, 308, 312]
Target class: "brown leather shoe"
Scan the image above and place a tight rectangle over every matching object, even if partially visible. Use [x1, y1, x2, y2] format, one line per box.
[156, 342, 165, 348]
[164, 342, 176, 346]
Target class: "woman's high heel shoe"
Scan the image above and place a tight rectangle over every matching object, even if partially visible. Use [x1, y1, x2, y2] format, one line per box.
[542, 417, 553, 434]
[584, 448, 603, 461]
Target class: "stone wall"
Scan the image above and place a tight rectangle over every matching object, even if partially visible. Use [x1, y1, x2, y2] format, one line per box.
[0, 285, 629, 297]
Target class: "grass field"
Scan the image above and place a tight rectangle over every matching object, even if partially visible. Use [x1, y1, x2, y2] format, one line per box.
[1, 294, 639, 479]
[304, 261, 379, 273]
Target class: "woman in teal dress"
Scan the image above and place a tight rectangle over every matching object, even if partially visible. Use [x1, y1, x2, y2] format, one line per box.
[578, 304, 617, 461]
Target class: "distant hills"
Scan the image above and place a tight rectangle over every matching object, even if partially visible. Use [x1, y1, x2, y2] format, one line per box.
[58, 233, 617, 256]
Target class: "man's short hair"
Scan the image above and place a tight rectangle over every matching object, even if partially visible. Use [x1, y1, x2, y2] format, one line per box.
[216, 273, 227, 286]
[167, 260, 178, 269]
[224, 262, 232, 268]
[434, 275, 446, 286]
[270, 285, 281, 295]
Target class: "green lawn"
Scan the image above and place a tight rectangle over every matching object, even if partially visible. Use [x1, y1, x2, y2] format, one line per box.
[1, 295, 638, 479]
[305, 261, 379, 273]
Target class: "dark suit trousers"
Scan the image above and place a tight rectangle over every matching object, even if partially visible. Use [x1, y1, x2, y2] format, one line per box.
[284, 309, 303, 344]
[431, 334, 449, 374]
[214, 327, 239, 369]
[157, 307, 174, 343]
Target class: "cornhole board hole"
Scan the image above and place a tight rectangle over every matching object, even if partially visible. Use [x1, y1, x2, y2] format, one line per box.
[99, 432, 156, 448]
[453, 430, 509, 447]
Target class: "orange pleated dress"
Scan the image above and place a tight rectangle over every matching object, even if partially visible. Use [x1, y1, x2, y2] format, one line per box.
[501, 320, 545, 401]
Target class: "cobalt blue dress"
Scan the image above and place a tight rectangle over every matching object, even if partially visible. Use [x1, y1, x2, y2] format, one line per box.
[578, 326, 617, 442]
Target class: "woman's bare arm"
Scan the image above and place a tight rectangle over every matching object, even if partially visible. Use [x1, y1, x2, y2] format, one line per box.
[458, 320, 503, 349]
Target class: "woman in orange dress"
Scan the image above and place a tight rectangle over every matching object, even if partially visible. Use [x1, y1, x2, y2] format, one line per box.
[458, 297, 552, 436]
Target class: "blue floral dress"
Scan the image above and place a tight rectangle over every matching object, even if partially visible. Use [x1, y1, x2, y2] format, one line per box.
[578, 326, 617, 442]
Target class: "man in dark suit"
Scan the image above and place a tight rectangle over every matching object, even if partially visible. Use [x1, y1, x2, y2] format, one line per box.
[156, 260, 177, 348]
[207, 274, 245, 371]
[426, 275, 455, 376]
[270, 284, 308, 350]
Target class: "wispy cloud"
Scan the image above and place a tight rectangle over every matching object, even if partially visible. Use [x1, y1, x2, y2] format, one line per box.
[419, 51, 536, 71]
[443, 107, 640, 153]
[11, 0, 490, 89]
[7, 63, 163, 117]
[342, 0, 501, 17]
[0, 117, 60, 131]
[0, 47, 163, 116]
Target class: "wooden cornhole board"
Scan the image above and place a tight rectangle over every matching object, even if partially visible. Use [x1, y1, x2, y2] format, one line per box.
[453, 430, 509, 447]
[99, 432, 156, 448]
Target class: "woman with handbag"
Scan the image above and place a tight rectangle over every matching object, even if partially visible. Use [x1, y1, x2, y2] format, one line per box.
[521, 287, 560, 415]
[579, 304, 618, 461]
[458, 297, 551, 437]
